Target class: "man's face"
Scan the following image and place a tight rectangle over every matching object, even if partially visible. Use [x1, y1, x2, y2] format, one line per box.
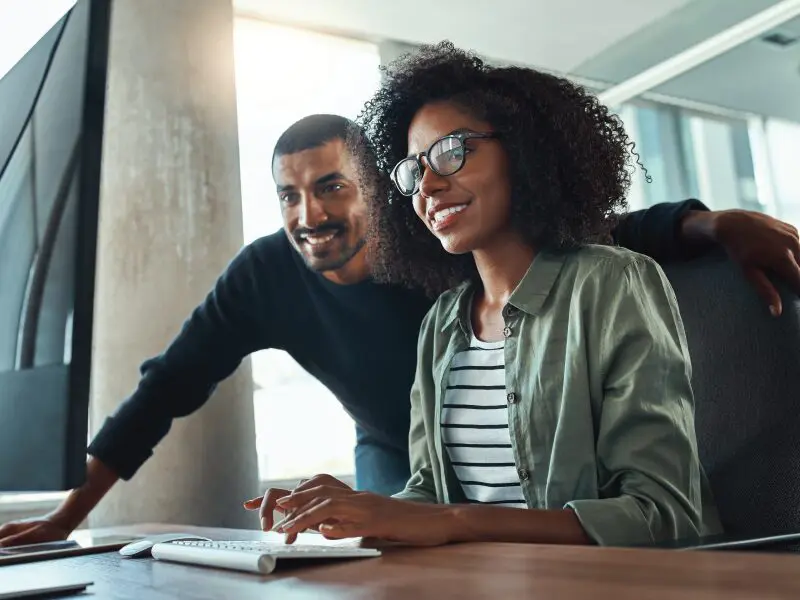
[273, 139, 367, 272]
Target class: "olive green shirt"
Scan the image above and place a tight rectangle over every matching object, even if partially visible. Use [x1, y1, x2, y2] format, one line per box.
[393, 245, 722, 546]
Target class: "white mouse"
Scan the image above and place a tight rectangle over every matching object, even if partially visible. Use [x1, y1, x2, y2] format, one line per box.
[119, 533, 211, 558]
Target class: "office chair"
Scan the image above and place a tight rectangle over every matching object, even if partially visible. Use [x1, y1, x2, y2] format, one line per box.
[661, 251, 800, 551]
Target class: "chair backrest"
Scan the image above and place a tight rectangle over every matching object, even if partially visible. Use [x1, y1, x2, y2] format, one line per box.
[662, 253, 800, 536]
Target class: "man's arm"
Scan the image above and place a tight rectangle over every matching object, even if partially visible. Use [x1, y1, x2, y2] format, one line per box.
[614, 200, 800, 315]
[87, 243, 273, 480]
[49, 458, 119, 532]
[0, 458, 118, 547]
[0, 240, 279, 546]
[612, 199, 712, 261]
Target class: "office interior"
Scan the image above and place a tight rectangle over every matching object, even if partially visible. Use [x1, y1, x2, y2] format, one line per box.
[1, 0, 799, 595]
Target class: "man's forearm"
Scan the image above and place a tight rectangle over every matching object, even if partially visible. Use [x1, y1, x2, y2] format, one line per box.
[680, 210, 721, 248]
[49, 457, 119, 531]
[443, 504, 593, 545]
[611, 200, 714, 262]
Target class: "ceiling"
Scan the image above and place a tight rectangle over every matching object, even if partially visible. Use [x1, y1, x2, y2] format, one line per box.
[235, 0, 800, 123]
[654, 15, 800, 122]
[233, 0, 699, 74]
[575, 0, 800, 122]
[5, 1, 796, 123]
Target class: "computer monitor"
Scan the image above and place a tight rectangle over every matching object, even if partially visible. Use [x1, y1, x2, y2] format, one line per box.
[0, 0, 111, 491]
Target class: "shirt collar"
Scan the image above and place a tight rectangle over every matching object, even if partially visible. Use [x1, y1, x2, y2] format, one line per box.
[440, 250, 568, 333]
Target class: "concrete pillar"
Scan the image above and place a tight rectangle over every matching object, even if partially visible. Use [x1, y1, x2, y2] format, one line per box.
[88, 0, 259, 529]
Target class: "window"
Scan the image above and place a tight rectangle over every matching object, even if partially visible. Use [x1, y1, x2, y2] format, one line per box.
[619, 102, 695, 211]
[764, 118, 800, 228]
[232, 17, 382, 482]
[683, 113, 764, 213]
[0, 0, 75, 511]
[619, 100, 767, 215]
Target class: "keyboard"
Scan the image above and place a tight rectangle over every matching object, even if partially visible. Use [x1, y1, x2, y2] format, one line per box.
[150, 540, 382, 574]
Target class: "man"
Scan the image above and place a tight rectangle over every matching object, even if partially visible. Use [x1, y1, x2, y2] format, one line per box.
[1, 114, 798, 546]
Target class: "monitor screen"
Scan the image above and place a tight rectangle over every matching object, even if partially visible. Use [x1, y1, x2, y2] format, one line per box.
[0, 0, 110, 491]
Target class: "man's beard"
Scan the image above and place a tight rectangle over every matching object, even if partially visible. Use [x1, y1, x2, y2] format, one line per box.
[305, 236, 366, 272]
[291, 222, 365, 273]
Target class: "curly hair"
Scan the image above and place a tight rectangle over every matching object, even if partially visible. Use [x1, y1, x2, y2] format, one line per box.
[350, 41, 637, 298]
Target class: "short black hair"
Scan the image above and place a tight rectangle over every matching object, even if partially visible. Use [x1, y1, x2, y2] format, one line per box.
[272, 114, 358, 167]
[352, 41, 636, 297]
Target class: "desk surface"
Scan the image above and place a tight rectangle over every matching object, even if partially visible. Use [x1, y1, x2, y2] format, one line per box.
[3, 523, 800, 599]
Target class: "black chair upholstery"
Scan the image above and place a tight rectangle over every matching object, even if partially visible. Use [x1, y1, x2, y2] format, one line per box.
[662, 252, 800, 539]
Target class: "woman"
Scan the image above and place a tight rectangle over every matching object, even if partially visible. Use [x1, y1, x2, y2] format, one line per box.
[259, 41, 722, 547]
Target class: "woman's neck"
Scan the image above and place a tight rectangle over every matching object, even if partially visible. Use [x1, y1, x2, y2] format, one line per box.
[472, 233, 536, 308]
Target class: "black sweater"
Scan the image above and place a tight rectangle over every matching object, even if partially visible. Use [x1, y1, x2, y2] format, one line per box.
[87, 200, 710, 479]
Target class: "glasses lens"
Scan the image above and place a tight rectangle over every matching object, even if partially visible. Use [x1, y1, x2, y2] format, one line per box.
[393, 158, 421, 195]
[429, 137, 466, 176]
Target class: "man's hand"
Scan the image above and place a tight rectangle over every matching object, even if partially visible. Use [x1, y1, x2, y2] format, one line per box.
[0, 457, 120, 548]
[243, 474, 353, 543]
[682, 210, 800, 315]
[274, 487, 455, 546]
[0, 516, 70, 548]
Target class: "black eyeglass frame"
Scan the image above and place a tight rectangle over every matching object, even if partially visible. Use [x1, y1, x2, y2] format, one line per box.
[389, 130, 498, 197]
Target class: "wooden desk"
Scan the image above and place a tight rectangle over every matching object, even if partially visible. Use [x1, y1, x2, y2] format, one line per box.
[3, 523, 799, 599]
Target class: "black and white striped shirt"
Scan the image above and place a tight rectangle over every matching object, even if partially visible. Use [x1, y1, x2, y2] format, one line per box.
[441, 335, 527, 507]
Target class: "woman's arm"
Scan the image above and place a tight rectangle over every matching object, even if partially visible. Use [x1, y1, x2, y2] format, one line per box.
[566, 255, 708, 546]
[391, 309, 441, 504]
[243, 310, 443, 540]
[441, 505, 592, 545]
[275, 489, 592, 545]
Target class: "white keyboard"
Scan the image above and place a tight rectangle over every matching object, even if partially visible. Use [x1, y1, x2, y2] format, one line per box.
[150, 540, 381, 574]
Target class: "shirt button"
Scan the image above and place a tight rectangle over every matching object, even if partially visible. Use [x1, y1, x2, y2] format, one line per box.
[518, 468, 530, 481]
[502, 326, 512, 338]
[507, 392, 517, 404]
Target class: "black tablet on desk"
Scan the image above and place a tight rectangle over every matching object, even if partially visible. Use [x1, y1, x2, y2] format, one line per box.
[0, 577, 93, 600]
[0, 533, 142, 566]
[639, 531, 800, 553]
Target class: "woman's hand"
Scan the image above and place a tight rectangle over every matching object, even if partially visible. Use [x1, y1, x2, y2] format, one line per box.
[274, 487, 456, 546]
[243, 474, 354, 543]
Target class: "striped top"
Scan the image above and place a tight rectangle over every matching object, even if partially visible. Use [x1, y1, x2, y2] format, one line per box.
[441, 335, 527, 507]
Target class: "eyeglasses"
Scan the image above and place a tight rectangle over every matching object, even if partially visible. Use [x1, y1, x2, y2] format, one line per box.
[390, 130, 498, 197]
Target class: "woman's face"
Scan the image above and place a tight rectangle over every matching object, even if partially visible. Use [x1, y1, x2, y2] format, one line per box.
[407, 101, 512, 255]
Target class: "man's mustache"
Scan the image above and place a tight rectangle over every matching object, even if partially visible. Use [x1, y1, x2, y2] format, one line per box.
[293, 223, 346, 241]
